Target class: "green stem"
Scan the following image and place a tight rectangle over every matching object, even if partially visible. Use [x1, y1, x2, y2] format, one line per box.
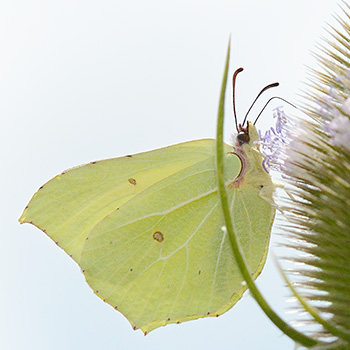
[215, 41, 318, 348]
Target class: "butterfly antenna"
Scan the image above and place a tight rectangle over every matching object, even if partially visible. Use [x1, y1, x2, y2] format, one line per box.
[253, 96, 298, 125]
[242, 82, 279, 127]
[232, 67, 244, 132]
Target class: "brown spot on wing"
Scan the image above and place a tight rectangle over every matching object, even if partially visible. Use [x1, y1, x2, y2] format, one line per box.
[128, 178, 137, 185]
[153, 231, 164, 242]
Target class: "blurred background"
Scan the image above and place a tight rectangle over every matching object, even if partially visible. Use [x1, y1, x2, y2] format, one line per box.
[1, 0, 340, 349]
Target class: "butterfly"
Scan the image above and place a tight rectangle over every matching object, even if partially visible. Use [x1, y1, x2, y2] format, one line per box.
[19, 56, 277, 334]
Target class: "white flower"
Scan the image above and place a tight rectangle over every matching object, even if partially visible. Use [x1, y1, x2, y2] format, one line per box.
[327, 115, 350, 150]
[341, 96, 350, 115]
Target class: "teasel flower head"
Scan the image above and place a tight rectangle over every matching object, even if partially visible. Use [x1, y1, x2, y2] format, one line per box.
[260, 3, 350, 347]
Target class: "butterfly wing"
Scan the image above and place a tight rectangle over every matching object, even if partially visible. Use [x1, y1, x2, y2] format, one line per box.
[19, 135, 275, 333]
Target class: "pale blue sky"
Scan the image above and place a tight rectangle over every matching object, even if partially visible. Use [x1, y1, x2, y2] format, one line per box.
[1, 1, 340, 349]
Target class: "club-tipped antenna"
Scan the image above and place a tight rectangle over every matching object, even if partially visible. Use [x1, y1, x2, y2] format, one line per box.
[253, 96, 298, 125]
[232, 67, 244, 132]
[241, 82, 279, 127]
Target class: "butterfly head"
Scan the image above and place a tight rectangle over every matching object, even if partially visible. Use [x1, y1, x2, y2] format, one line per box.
[236, 121, 259, 147]
[236, 124, 249, 146]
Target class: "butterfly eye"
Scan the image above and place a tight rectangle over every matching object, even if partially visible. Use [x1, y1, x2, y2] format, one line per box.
[237, 131, 250, 145]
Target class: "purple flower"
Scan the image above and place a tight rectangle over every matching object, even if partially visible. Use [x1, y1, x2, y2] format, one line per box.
[259, 106, 291, 172]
